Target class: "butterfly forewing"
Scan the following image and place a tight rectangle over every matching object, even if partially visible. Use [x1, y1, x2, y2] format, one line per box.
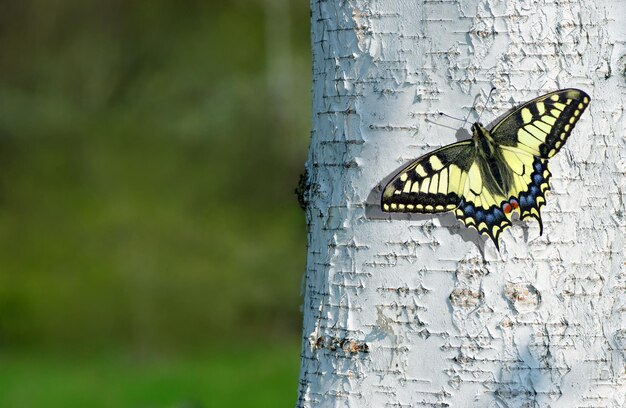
[381, 141, 474, 213]
[490, 88, 590, 158]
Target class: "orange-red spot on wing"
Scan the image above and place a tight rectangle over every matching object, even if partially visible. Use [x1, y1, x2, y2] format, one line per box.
[503, 203, 512, 214]
[510, 200, 519, 210]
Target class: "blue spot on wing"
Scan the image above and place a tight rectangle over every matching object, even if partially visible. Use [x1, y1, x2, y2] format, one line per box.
[463, 204, 475, 217]
[520, 195, 529, 207]
[475, 210, 485, 222]
[529, 184, 540, 196]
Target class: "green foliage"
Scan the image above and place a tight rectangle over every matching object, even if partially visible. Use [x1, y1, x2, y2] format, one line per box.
[0, 344, 301, 407]
[0, 0, 310, 353]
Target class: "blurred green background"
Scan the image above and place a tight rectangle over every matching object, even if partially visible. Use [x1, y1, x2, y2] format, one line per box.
[0, 1, 310, 406]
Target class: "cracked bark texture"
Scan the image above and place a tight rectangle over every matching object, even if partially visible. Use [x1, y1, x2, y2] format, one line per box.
[297, 0, 625, 407]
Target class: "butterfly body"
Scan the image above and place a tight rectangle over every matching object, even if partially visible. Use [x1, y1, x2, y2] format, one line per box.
[471, 123, 515, 196]
[381, 89, 590, 250]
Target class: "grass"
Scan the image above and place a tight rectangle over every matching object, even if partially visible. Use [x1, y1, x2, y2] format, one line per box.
[0, 341, 301, 408]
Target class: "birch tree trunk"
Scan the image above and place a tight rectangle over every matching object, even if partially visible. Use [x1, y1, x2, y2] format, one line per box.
[297, 0, 626, 406]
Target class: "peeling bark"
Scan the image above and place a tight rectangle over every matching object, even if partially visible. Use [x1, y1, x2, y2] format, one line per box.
[298, 1, 625, 406]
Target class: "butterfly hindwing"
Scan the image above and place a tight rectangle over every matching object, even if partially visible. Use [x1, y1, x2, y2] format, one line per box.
[381, 141, 474, 213]
[454, 151, 552, 248]
[490, 88, 590, 158]
[453, 158, 513, 248]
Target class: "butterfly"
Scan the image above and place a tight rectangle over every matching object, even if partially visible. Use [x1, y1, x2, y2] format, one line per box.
[381, 88, 590, 250]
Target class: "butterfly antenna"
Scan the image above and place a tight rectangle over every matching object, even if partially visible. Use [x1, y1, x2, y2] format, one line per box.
[438, 87, 496, 126]
[477, 87, 496, 123]
[437, 112, 466, 123]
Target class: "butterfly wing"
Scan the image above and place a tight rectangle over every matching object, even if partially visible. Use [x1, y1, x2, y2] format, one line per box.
[498, 146, 551, 232]
[489, 88, 590, 158]
[454, 150, 551, 249]
[490, 88, 588, 237]
[381, 141, 475, 213]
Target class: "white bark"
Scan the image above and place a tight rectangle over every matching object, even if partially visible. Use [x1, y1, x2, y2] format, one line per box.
[297, 0, 626, 407]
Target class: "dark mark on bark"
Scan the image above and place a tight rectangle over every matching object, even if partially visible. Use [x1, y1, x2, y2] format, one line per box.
[295, 169, 310, 210]
[314, 336, 369, 354]
[618, 54, 626, 81]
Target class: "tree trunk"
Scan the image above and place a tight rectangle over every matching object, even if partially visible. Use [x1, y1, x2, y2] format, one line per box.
[297, 0, 625, 406]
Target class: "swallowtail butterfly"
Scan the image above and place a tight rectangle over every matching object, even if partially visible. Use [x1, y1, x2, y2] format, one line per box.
[381, 89, 590, 250]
